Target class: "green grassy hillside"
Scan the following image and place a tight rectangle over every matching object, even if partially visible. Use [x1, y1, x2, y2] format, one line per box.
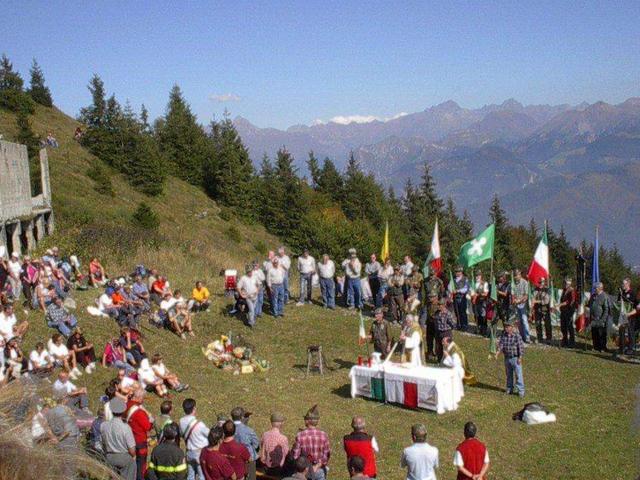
[1, 106, 638, 479]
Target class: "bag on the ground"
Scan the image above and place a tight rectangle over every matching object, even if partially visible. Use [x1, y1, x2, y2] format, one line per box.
[513, 402, 557, 424]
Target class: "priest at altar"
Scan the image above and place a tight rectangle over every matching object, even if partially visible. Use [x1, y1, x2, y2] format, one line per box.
[442, 336, 477, 388]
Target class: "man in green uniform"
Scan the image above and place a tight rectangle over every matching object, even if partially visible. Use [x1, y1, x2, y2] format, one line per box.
[368, 308, 391, 356]
[425, 272, 444, 299]
[532, 278, 552, 343]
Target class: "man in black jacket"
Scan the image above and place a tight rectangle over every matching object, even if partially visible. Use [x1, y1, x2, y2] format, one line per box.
[146, 423, 187, 480]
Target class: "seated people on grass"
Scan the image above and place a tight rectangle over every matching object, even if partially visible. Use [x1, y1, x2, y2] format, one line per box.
[138, 358, 168, 397]
[4, 336, 28, 379]
[45, 296, 78, 337]
[113, 368, 139, 400]
[190, 281, 211, 312]
[89, 257, 107, 287]
[67, 327, 97, 374]
[53, 370, 90, 412]
[132, 275, 151, 312]
[48, 332, 82, 378]
[151, 275, 170, 305]
[34, 279, 56, 311]
[174, 290, 194, 337]
[0, 303, 29, 342]
[119, 326, 146, 366]
[102, 337, 136, 374]
[29, 341, 54, 375]
[151, 353, 189, 393]
[160, 291, 187, 339]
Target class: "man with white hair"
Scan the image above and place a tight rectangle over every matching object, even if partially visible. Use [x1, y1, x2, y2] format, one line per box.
[342, 249, 362, 310]
[590, 282, 611, 352]
[238, 265, 259, 327]
[297, 249, 316, 306]
[343, 416, 379, 479]
[317, 254, 336, 309]
[267, 257, 286, 317]
[277, 247, 291, 303]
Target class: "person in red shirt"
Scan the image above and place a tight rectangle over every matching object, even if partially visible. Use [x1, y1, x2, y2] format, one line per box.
[219, 420, 250, 479]
[343, 416, 378, 478]
[200, 426, 237, 480]
[453, 422, 489, 480]
[151, 276, 168, 305]
[126, 389, 155, 480]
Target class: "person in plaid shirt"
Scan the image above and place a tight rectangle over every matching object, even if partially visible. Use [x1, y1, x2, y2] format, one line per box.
[291, 405, 330, 480]
[495, 317, 525, 397]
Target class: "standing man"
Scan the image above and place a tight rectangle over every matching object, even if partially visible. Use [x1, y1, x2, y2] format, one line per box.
[179, 398, 210, 480]
[297, 249, 316, 306]
[453, 422, 489, 480]
[434, 298, 456, 362]
[101, 397, 137, 480]
[495, 317, 525, 397]
[471, 271, 489, 336]
[423, 293, 440, 360]
[425, 271, 444, 300]
[343, 416, 378, 480]
[388, 266, 405, 324]
[127, 389, 154, 480]
[559, 278, 577, 348]
[317, 254, 336, 309]
[260, 412, 289, 477]
[277, 247, 291, 303]
[589, 282, 611, 353]
[146, 424, 188, 480]
[376, 259, 394, 309]
[495, 272, 511, 327]
[266, 257, 286, 318]
[219, 420, 251, 480]
[252, 262, 266, 319]
[400, 424, 439, 480]
[407, 266, 424, 301]
[511, 270, 531, 343]
[368, 308, 391, 356]
[365, 254, 382, 307]
[401, 256, 414, 298]
[231, 407, 260, 480]
[532, 278, 552, 344]
[237, 266, 259, 328]
[292, 405, 331, 480]
[453, 267, 469, 331]
[343, 250, 363, 310]
[618, 278, 638, 355]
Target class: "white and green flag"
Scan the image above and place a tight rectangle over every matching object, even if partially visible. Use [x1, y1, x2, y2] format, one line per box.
[457, 224, 495, 268]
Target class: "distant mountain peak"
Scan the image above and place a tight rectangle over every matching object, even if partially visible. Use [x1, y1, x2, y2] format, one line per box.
[500, 98, 524, 110]
[429, 100, 462, 113]
[233, 116, 257, 129]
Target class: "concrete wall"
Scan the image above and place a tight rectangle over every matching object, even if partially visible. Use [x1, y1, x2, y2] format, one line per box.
[0, 140, 32, 221]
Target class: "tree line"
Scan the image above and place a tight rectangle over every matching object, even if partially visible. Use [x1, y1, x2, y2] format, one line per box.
[1, 55, 635, 290]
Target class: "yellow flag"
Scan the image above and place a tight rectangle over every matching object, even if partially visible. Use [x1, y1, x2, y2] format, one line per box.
[380, 220, 389, 262]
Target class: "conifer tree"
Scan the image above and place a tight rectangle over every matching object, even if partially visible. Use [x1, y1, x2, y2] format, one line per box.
[307, 151, 321, 189]
[140, 104, 150, 132]
[130, 134, 166, 196]
[27, 59, 53, 107]
[78, 74, 106, 127]
[552, 225, 575, 281]
[342, 152, 384, 226]
[0, 54, 34, 113]
[488, 194, 514, 270]
[157, 84, 211, 185]
[316, 158, 344, 203]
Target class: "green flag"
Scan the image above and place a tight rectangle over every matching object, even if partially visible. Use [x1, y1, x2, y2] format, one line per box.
[458, 224, 495, 268]
[448, 270, 455, 295]
[490, 275, 497, 302]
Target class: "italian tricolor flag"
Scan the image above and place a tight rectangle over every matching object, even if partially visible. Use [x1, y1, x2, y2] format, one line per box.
[424, 219, 442, 277]
[527, 224, 549, 287]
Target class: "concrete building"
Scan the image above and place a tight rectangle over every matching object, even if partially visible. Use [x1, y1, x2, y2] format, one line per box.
[0, 139, 54, 258]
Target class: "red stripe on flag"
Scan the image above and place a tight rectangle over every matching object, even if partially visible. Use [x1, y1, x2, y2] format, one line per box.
[403, 382, 418, 409]
[430, 258, 442, 276]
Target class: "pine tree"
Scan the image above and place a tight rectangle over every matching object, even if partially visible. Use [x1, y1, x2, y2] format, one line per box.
[157, 84, 211, 185]
[27, 59, 52, 107]
[78, 74, 106, 128]
[15, 111, 42, 195]
[316, 158, 344, 203]
[203, 115, 255, 216]
[130, 134, 166, 196]
[552, 225, 575, 281]
[488, 195, 514, 270]
[307, 151, 321, 189]
[342, 152, 385, 226]
[268, 148, 307, 241]
[140, 104, 150, 132]
[0, 54, 35, 113]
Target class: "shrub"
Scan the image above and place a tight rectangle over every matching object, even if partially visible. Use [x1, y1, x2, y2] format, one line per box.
[0, 89, 35, 114]
[132, 202, 160, 230]
[218, 207, 232, 222]
[225, 225, 241, 243]
[87, 162, 115, 197]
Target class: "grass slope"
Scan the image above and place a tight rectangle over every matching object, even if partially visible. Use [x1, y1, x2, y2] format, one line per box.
[1, 106, 638, 479]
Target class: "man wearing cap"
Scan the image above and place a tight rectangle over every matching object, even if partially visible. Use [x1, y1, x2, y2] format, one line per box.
[559, 277, 577, 348]
[423, 293, 440, 360]
[388, 266, 405, 324]
[495, 317, 525, 397]
[512, 269, 531, 343]
[231, 407, 260, 480]
[343, 416, 378, 479]
[317, 254, 336, 309]
[147, 423, 187, 480]
[266, 257, 286, 318]
[532, 278, 552, 343]
[297, 249, 317, 306]
[127, 388, 155, 480]
[101, 397, 137, 480]
[434, 298, 456, 362]
[400, 424, 439, 480]
[453, 267, 469, 331]
[368, 308, 391, 356]
[342, 249, 363, 310]
[589, 282, 611, 353]
[425, 271, 444, 300]
[237, 266, 259, 328]
[292, 405, 331, 480]
[260, 412, 289, 477]
[495, 272, 511, 327]
[471, 270, 489, 336]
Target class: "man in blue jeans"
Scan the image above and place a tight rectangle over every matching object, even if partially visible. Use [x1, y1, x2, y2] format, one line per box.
[317, 254, 336, 309]
[495, 318, 525, 397]
[342, 249, 363, 310]
[512, 269, 531, 343]
[45, 296, 78, 337]
[267, 257, 286, 317]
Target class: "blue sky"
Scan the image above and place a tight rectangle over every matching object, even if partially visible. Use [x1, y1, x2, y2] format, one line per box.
[3, 1, 639, 129]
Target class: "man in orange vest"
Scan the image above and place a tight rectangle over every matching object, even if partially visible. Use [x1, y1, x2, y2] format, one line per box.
[343, 416, 378, 478]
[453, 422, 489, 480]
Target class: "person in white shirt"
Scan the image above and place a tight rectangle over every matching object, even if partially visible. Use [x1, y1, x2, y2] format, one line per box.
[7, 252, 23, 300]
[277, 247, 291, 303]
[365, 254, 382, 307]
[297, 249, 317, 306]
[138, 358, 167, 397]
[0, 304, 28, 341]
[253, 261, 266, 318]
[267, 257, 286, 317]
[48, 333, 82, 379]
[401, 256, 415, 279]
[376, 259, 394, 309]
[53, 370, 89, 410]
[401, 424, 439, 480]
[237, 266, 259, 327]
[160, 291, 186, 338]
[317, 254, 336, 309]
[29, 341, 54, 374]
[179, 398, 211, 480]
[342, 249, 363, 310]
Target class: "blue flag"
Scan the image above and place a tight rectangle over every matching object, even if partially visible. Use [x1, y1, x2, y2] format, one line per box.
[591, 227, 600, 293]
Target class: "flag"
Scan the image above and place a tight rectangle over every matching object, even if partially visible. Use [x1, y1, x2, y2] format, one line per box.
[380, 220, 390, 262]
[458, 224, 495, 268]
[527, 223, 550, 287]
[575, 292, 587, 332]
[448, 270, 455, 296]
[358, 312, 366, 345]
[592, 227, 600, 293]
[423, 219, 442, 277]
[490, 275, 497, 303]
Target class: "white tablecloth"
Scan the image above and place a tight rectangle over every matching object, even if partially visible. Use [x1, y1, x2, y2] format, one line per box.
[349, 363, 463, 414]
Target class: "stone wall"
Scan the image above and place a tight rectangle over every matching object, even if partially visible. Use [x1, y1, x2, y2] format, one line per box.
[0, 140, 32, 221]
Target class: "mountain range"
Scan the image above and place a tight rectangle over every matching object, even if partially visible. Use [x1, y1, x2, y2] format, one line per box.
[234, 97, 640, 265]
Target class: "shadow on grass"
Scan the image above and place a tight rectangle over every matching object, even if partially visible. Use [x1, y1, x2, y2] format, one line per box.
[470, 381, 504, 393]
[575, 348, 639, 364]
[332, 358, 355, 370]
[331, 383, 352, 399]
